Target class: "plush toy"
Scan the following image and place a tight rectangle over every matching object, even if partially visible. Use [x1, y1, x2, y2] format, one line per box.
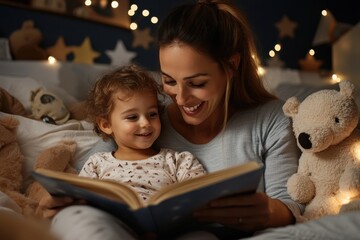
[0, 87, 28, 117]
[0, 117, 37, 216]
[30, 87, 70, 125]
[283, 80, 360, 222]
[26, 140, 77, 216]
[9, 20, 48, 60]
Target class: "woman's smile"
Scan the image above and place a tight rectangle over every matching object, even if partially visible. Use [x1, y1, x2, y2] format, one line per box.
[182, 102, 204, 115]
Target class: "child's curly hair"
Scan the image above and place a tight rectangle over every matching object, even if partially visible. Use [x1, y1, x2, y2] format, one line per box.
[86, 64, 164, 140]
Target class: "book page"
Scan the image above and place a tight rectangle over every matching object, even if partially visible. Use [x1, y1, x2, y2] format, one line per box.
[149, 161, 262, 204]
[34, 169, 143, 209]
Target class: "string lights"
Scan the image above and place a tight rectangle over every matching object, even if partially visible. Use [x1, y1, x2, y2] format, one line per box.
[128, 3, 158, 30]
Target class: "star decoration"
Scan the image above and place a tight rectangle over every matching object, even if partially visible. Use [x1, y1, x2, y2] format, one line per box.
[72, 37, 100, 64]
[106, 40, 136, 66]
[266, 55, 285, 68]
[132, 28, 154, 49]
[47, 36, 72, 61]
[298, 53, 323, 72]
[275, 15, 298, 38]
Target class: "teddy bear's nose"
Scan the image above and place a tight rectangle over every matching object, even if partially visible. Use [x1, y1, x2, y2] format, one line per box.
[298, 132, 312, 149]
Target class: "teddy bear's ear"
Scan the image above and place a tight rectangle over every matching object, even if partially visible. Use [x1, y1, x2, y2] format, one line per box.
[339, 80, 356, 99]
[283, 97, 300, 118]
[30, 88, 42, 102]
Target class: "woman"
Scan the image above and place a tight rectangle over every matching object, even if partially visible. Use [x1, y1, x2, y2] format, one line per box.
[38, 1, 302, 239]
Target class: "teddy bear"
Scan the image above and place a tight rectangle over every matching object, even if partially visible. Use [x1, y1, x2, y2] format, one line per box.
[26, 140, 77, 216]
[0, 87, 28, 117]
[0, 115, 77, 217]
[283, 80, 360, 222]
[0, 116, 37, 216]
[9, 20, 48, 60]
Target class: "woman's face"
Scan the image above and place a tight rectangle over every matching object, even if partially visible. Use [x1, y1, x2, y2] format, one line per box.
[159, 44, 227, 126]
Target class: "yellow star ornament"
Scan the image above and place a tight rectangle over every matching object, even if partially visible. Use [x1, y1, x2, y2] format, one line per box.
[275, 15, 298, 38]
[47, 36, 72, 61]
[72, 37, 100, 64]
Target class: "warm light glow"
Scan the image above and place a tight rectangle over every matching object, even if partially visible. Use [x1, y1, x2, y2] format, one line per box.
[351, 142, 360, 162]
[257, 66, 266, 76]
[111, 1, 118, 8]
[84, 0, 91, 6]
[269, 50, 275, 57]
[130, 22, 138, 30]
[130, 4, 138, 11]
[342, 195, 351, 205]
[322, 10, 328, 16]
[274, 44, 281, 52]
[142, 9, 150, 17]
[331, 74, 342, 83]
[151, 16, 158, 24]
[309, 49, 315, 56]
[48, 56, 57, 64]
[100, 0, 107, 8]
[128, 9, 135, 16]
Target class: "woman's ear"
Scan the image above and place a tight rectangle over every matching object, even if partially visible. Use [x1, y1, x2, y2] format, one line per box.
[230, 53, 240, 69]
[97, 117, 113, 135]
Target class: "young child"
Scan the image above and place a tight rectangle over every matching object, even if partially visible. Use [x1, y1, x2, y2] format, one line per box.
[80, 64, 206, 204]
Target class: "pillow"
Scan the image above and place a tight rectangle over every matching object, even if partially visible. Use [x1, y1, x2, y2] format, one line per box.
[0, 75, 42, 112]
[0, 112, 100, 190]
[274, 83, 340, 101]
[0, 75, 78, 112]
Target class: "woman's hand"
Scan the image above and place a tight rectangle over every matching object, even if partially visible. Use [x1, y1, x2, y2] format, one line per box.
[37, 194, 84, 219]
[193, 192, 294, 232]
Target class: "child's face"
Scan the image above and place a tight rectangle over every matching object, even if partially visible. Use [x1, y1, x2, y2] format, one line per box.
[101, 89, 161, 152]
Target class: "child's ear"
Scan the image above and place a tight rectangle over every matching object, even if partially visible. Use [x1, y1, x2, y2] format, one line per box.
[97, 117, 113, 135]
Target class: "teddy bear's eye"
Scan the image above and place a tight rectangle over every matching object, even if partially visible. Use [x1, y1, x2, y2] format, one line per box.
[335, 117, 340, 123]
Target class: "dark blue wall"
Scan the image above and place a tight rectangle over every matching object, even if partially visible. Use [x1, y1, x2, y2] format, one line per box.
[0, 0, 358, 71]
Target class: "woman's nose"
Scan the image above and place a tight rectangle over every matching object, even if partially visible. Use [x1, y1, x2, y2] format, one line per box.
[175, 86, 189, 105]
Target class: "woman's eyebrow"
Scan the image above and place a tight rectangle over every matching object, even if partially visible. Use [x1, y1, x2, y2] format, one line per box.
[161, 72, 208, 81]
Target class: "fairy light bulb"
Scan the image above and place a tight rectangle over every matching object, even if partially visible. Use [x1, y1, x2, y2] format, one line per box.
[269, 50, 275, 58]
[274, 44, 281, 52]
[111, 1, 118, 8]
[151, 16, 158, 24]
[48, 56, 57, 64]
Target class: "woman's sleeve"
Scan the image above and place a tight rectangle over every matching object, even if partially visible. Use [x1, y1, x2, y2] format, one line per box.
[261, 102, 304, 219]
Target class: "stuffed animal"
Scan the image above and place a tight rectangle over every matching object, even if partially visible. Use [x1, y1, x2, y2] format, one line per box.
[283, 80, 360, 222]
[0, 87, 28, 117]
[26, 140, 77, 216]
[9, 20, 48, 60]
[30, 87, 70, 125]
[0, 117, 37, 216]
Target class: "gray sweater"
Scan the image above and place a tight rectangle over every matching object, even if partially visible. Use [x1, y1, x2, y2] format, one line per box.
[155, 99, 303, 217]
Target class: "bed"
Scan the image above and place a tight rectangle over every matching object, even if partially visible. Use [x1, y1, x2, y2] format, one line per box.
[0, 60, 341, 237]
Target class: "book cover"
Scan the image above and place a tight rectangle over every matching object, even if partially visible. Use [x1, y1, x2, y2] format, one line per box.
[32, 161, 263, 236]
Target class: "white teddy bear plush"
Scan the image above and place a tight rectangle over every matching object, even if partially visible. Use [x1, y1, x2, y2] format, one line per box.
[283, 80, 360, 222]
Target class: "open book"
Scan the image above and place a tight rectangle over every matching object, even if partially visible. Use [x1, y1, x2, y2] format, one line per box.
[33, 161, 263, 236]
